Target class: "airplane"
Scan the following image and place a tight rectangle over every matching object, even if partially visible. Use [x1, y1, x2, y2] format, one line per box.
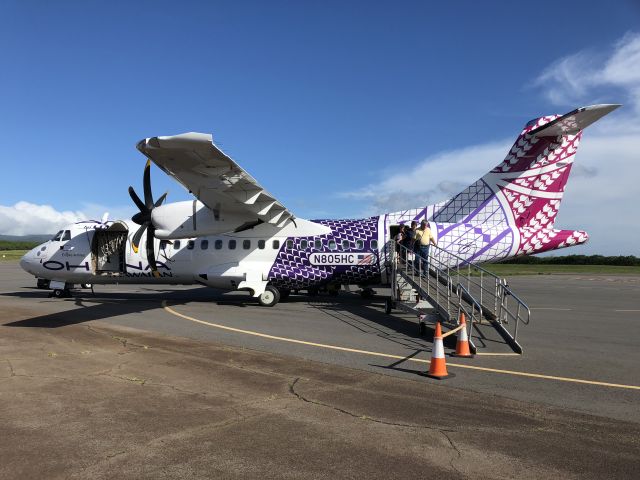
[20, 104, 620, 305]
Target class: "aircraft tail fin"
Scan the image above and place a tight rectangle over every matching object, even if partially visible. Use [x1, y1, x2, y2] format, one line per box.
[429, 104, 620, 255]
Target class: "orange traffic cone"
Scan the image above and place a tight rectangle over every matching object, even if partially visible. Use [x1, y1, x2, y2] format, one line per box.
[425, 322, 453, 379]
[451, 312, 474, 358]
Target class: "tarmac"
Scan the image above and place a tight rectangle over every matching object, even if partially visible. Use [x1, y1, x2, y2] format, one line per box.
[1, 261, 639, 479]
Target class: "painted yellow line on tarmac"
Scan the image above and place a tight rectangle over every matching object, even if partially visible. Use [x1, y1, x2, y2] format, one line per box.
[614, 309, 640, 312]
[162, 301, 640, 391]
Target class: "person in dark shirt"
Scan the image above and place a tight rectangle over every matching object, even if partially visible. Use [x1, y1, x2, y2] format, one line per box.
[402, 221, 417, 263]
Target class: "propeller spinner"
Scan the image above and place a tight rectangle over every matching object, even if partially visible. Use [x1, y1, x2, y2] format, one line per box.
[128, 160, 167, 277]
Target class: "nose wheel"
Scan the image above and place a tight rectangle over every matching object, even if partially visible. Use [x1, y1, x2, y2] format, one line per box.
[51, 288, 72, 298]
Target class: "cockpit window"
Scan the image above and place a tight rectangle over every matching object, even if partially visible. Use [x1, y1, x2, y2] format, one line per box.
[61, 230, 71, 241]
[52, 230, 64, 241]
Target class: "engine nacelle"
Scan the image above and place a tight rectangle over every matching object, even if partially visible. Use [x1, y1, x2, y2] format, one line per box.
[151, 200, 255, 238]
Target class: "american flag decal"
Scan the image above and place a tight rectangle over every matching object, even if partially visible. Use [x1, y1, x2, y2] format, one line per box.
[357, 254, 374, 265]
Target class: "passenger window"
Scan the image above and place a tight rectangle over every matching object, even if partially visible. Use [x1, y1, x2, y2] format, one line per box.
[215, 239, 223, 250]
[201, 240, 209, 250]
[300, 240, 308, 249]
[174, 240, 181, 250]
[52, 230, 63, 241]
[342, 240, 349, 250]
[187, 240, 195, 250]
[314, 239, 321, 249]
[243, 239, 250, 250]
[356, 240, 364, 249]
[371, 240, 378, 249]
[329, 240, 336, 250]
[160, 240, 169, 250]
[287, 240, 293, 249]
[62, 230, 71, 241]
[229, 240, 236, 250]
[273, 240, 280, 249]
[258, 240, 265, 249]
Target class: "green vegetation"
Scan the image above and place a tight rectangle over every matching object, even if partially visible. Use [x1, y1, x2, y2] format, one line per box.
[500, 254, 640, 266]
[481, 263, 640, 276]
[0, 240, 39, 251]
[0, 250, 29, 261]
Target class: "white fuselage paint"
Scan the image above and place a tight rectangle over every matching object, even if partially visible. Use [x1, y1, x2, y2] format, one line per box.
[20, 218, 334, 294]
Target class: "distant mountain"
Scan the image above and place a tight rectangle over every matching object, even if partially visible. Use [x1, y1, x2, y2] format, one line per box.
[0, 234, 52, 243]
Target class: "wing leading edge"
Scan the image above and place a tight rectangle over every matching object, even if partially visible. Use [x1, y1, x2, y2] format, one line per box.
[136, 132, 295, 228]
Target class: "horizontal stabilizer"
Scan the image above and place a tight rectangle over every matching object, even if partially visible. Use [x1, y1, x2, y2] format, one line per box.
[529, 104, 621, 137]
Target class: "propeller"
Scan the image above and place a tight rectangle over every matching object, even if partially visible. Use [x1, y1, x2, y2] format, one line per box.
[128, 159, 167, 278]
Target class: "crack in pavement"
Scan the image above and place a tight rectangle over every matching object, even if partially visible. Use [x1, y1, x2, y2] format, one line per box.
[288, 377, 465, 475]
[85, 325, 150, 354]
[288, 377, 454, 432]
[5, 359, 15, 377]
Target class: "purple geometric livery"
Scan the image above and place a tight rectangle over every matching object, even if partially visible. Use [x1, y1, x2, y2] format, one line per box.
[268, 217, 380, 289]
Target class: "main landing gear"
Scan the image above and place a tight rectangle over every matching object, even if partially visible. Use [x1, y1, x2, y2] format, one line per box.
[258, 285, 281, 307]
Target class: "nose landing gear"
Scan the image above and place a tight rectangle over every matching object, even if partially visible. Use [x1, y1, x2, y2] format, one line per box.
[51, 288, 72, 298]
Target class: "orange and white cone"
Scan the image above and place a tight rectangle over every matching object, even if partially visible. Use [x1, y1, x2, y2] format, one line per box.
[426, 322, 453, 379]
[451, 312, 474, 358]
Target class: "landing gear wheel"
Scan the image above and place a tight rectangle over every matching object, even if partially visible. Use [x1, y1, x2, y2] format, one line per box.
[258, 286, 280, 307]
[385, 298, 393, 314]
[81, 283, 92, 289]
[52, 289, 70, 298]
[37, 279, 50, 289]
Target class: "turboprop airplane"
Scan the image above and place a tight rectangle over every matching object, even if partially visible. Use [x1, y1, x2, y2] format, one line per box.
[20, 104, 620, 305]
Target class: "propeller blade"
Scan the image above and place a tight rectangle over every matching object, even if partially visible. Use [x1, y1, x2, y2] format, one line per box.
[146, 226, 160, 278]
[154, 191, 168, 208]
[131, 224, 147, 253]
[143, 159, 154, 209]
[128, 186, 146, 213]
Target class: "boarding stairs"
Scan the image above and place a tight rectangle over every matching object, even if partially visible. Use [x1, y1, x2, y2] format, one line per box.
[385, 242, 531, 354]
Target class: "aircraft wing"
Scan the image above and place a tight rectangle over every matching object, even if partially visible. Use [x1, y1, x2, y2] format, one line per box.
[136, 132, 295, 227]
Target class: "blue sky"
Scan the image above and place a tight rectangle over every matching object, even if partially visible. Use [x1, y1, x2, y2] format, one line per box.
[1, 1, 639, 254]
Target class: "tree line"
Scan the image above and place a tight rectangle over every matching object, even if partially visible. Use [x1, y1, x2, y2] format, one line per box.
[501, 255, 640, 266]
[0, 240, 40, 251]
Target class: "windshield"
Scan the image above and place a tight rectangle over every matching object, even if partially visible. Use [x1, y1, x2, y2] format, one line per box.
[52, 230, 64, 241]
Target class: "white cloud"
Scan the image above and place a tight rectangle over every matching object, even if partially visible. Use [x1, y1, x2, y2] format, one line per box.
[0, 202, 87, 235]
[0, 201, 135, 236]
[533, 32, 640, 115]
[341, 140, 511, 214]
[340, 32, 640, 255]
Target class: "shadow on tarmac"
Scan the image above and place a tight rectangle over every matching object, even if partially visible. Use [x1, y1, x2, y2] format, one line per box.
[1, 286, 451, 354]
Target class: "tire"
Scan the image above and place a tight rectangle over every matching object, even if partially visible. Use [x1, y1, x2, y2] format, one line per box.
[81, 283, 92, 289]
[258, 285, 280, 307]
[279, 289, 291, 302]
[53, 289, 65, 298]
[385, 298, 392, 314]
[37, 279, 50, 289]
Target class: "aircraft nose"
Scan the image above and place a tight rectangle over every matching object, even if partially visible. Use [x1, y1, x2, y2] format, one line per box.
[19, 252, 30, 272]
[20, 249, 37, 275]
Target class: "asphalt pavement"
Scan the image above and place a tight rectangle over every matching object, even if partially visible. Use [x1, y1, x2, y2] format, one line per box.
[1, 262, 639, 479]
